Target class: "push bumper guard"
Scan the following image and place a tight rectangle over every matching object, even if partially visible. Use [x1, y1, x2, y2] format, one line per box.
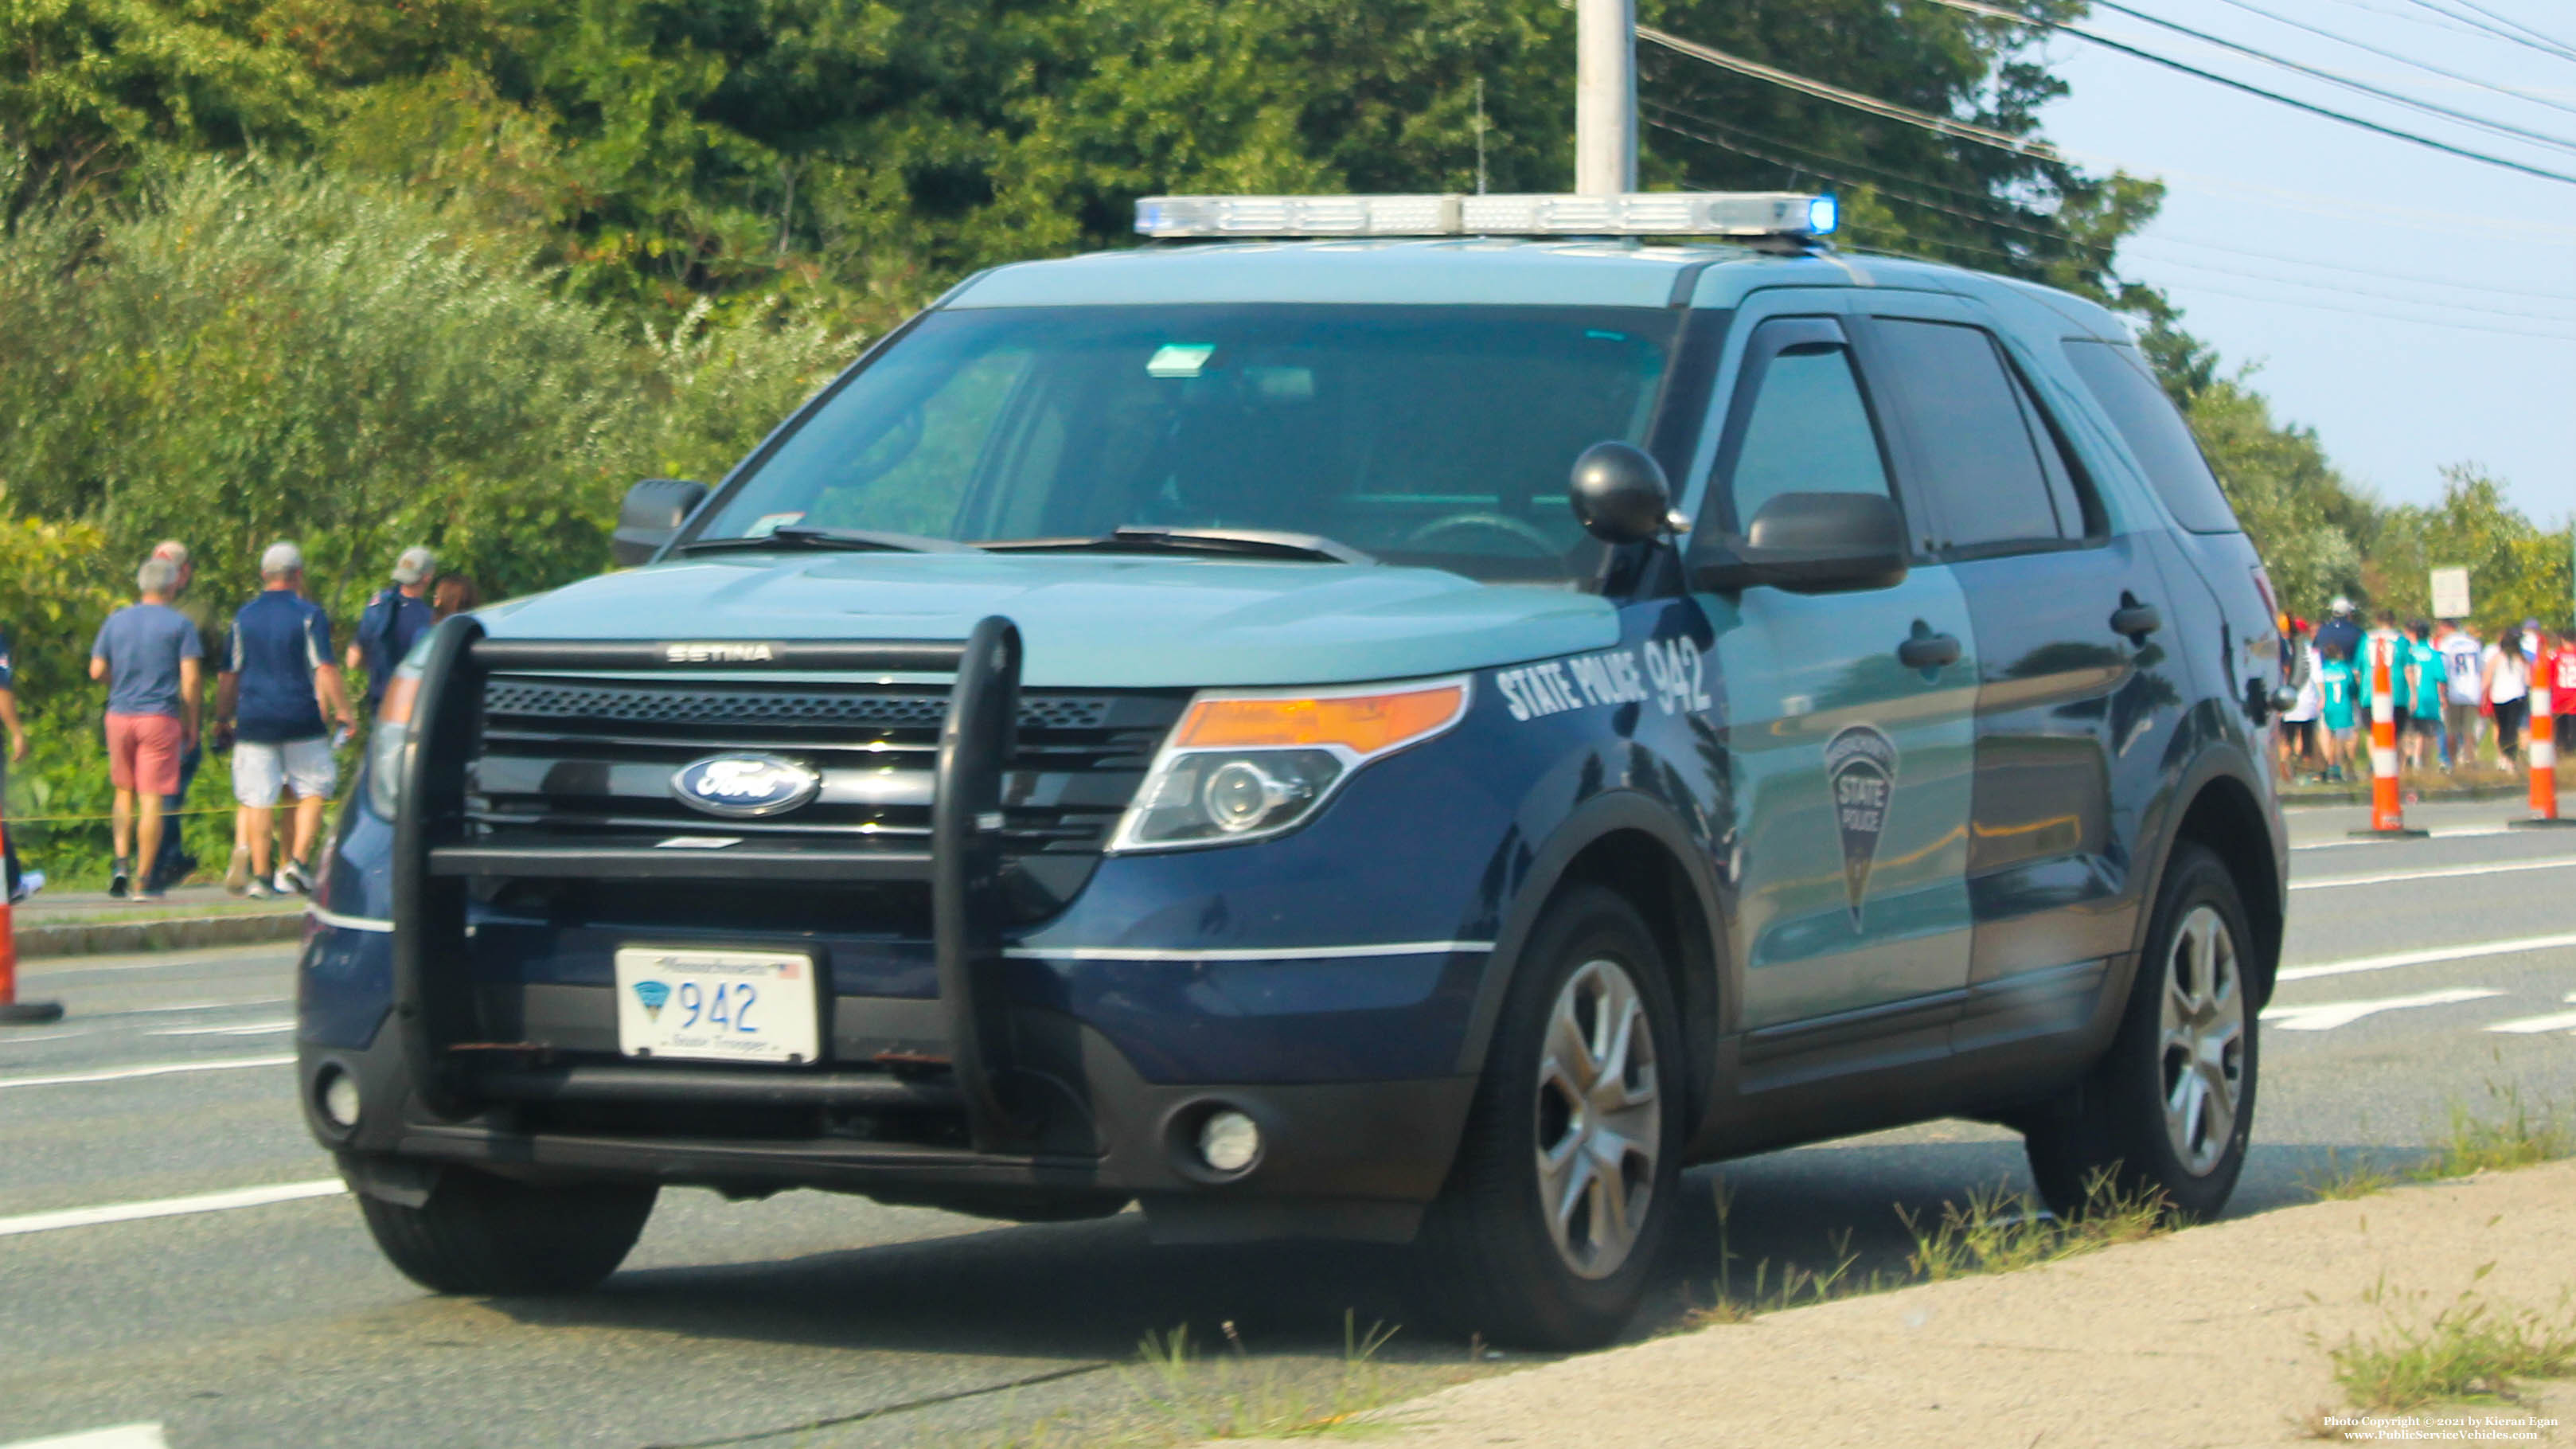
[390, 614, 1029, 1151]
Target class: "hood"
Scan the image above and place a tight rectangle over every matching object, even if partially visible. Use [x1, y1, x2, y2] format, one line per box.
[482, 552, 1618, 688]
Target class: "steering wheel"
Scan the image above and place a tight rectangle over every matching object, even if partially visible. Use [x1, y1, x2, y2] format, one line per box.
[1398, 512, 1563, 561]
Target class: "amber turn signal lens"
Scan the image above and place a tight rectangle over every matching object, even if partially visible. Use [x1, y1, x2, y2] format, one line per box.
[1173, 684, 1466, 756]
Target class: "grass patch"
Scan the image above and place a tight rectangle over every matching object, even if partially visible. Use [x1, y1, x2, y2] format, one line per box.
[2302, 1149, 2402, 1203]
[2414, 1083, 2574, 1180]
[2327, 1275, 2576, 1413]
[952, 1314, 1472, 1449]
[1685, 1170, 2174, 1326]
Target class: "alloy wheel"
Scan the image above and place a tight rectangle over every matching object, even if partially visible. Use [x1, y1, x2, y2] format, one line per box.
[1533, 957, 1661, 1279]
[2158, 904, 2246, 1176]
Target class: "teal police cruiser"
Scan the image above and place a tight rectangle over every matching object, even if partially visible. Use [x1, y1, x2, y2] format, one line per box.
[298, 189, 2292, 1348]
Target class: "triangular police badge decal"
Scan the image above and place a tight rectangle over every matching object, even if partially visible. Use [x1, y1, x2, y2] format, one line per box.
[1824, 724, 1898, 928]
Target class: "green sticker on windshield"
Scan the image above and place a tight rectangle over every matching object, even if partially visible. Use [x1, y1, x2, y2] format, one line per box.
[1146, 343, 1216, 378]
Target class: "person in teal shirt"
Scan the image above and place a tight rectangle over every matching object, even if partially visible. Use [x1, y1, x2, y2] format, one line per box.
[2405, 620, 2445, 771]
[2317, 646, 2359, 782]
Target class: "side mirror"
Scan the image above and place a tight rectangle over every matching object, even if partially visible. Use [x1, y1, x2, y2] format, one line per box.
[1694, 492, 1908, 594]
[1568, 442, 1673, 545]
[611, 478, 709, 567]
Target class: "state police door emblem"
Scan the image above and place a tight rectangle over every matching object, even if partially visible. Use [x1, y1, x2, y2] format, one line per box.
[1825, 724, 1898, 927]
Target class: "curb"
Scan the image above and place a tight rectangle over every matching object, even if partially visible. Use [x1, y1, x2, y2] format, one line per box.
[2280, 781, 2534, 806]
[15, 911, 306, 959]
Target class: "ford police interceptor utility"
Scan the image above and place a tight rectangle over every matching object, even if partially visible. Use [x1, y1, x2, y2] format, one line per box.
[300, 190, 2290, 1349]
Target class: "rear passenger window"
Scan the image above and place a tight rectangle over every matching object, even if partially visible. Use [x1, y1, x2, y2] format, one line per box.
[1723, 344, 1891, 530]
[2063, 339, 2239, 534]
[1868, 318, 2064, 553]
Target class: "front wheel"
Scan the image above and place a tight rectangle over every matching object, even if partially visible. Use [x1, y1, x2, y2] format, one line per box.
[1414, 885, 1683, 1349]
[356, 1166, 658, 1295]
[2024, 844, 2259, 1222]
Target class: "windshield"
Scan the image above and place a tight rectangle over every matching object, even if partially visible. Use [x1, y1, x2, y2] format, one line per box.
[693, 303, 1680, 584]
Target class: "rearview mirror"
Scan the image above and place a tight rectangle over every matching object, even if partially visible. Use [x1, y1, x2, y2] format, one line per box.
[1693, 492, 1908, 594]
[1568, 442, 1672, 545]
[611, 478, 709, 567]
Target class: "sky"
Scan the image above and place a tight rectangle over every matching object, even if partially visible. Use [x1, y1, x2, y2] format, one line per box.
[2028, 0, 2576, 519]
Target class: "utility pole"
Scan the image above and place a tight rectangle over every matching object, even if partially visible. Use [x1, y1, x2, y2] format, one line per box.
[1575, 0, 1637, 195]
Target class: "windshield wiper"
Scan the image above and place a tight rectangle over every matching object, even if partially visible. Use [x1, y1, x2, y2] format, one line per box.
[980, 525, 1376, 564]
[673, 525, 981, 556]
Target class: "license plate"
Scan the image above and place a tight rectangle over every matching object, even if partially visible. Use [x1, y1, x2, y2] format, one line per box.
[614, 947, 821, 1065]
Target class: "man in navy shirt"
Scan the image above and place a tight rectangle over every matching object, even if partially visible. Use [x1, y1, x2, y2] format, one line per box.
[348, 545, 435, 717]
[214, 542, 354, 897]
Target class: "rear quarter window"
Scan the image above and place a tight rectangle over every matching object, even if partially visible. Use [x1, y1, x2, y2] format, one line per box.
[2063, 339, 2240, 534]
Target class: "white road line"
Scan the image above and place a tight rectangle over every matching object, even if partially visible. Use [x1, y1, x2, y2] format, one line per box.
[2292, 854, 2576, 890]
[0, 1180, 344, 1240]
[2277, 931, 2576, 985]
[2487, 992, 2576, 1035]
[2260, 987, 2504, 1032]
[2291, 826, 2515, 851]
[145, 1020, 293, 1038]
[0, 1054, 294, 1091]
[0, 1424, 171, 1449]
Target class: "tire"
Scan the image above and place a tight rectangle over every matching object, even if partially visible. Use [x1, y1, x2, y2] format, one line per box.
[1415, 885, 1684, 1349]
[2024, 843, 2259, 1223]
[356, 1166, 658, 1296]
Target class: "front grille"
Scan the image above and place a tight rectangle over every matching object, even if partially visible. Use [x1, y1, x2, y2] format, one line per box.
[463, 674, 1183, 913]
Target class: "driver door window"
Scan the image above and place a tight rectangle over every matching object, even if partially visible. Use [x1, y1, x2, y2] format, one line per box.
[1711, 321, 1897, 537]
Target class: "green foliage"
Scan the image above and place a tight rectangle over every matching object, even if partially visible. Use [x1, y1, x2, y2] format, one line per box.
[2181, 373, 2374, 619]
[2367, 470, 2574, 635]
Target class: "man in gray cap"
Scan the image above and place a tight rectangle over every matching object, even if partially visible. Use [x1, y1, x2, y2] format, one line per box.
[349, 545, 435, 719]
[216, 542, 353, 896]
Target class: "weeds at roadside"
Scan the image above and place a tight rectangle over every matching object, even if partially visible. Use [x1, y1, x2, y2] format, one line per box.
[2413, 1080, 2574, 1181]
[2302, 1148, 2401, 1202]
[1110, 1312, 1410, 1441]
[2322, 1271, 2576, 1413]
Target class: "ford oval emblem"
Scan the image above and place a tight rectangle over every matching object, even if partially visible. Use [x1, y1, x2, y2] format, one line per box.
[670, 753, 822, 819]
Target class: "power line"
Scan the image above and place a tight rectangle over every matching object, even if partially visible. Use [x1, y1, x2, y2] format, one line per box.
[2203, 0, 2576, 119]
[1633, 25, 2059, 160]
[2137, 271, 2576, 342]
[1899, 0, 2576, 180]
[2415, 0, 2576, 63]
[2074, 0, 2576, 153]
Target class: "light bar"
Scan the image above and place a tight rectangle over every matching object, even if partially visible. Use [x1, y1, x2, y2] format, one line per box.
[1133, 192, 1836, 240]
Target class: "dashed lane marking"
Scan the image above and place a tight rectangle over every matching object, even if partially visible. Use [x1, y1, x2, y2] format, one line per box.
[2260, 987, 2504, 1032]
[0, 1424, 171, 1449]
[2277, 931, 2576, 985]
[0, 1054, 293, 1092]
[2292, 853, 2576, 891]
[2486, 993, 2576, 1035]
[0, 1181, 344, 1240]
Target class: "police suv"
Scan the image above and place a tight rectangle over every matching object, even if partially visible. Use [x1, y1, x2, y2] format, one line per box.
[302, 191, 2289, 1348]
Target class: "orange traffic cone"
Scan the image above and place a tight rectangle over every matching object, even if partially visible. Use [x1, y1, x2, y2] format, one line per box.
[2351, 634, 2427, 839]
[2513, 650, 2576, 830]
[0, 816, 65, 1025]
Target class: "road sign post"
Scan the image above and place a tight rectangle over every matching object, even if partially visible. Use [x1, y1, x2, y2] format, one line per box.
[2430, 566, 2471, 622]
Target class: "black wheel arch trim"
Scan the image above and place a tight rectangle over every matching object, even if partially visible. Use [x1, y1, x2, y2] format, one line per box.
[2110, 740, 2288, 1018]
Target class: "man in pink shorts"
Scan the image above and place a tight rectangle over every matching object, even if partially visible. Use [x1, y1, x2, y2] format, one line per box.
[88, 556, 203, 900]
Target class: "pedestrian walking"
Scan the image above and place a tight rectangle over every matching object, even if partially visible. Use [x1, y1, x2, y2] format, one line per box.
[348, 546, 436, 717]
[2553, 628, 2576, 760]
[2318, 642, 2358, 783]
[2277, 619, 2320, 783]
[0, 623, 38, 903]
[214, 543, 355, 898]
[2405, 619, 2445, 772]
[142, 540, 214, 893]
[88, 556, 203, 900]
[2484, 627, 2533, 771]
[2316, 596, 2363, 670]
[430, 574, 479, 620]
[2438, 619, 2484, 769]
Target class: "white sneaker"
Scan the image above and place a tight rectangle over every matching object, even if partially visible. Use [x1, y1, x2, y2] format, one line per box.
[9, 869, 41, 904]
[244, 877, 275, 900]
[224, 845, 251, 896]
[278, 860, 313, 896]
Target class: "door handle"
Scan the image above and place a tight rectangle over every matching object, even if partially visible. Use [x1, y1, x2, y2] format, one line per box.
[2110, 600, 2163, 640]
[1897, 633, 1961, 670]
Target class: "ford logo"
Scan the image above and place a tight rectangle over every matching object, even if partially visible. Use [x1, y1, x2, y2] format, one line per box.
[670, 753, 822, 818]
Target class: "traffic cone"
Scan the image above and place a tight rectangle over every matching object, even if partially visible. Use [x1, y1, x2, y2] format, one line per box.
[2351, 635, 2427, 839]
[0, 816, 65, 1025]
[2512, 651, 2575, 830]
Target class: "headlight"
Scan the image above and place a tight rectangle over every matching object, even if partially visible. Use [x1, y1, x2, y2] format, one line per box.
[1110, 679, 1469, 850]
[364, 665, 422, 820]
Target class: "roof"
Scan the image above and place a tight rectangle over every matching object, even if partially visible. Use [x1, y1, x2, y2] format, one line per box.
[940, 237, 2133, 342]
